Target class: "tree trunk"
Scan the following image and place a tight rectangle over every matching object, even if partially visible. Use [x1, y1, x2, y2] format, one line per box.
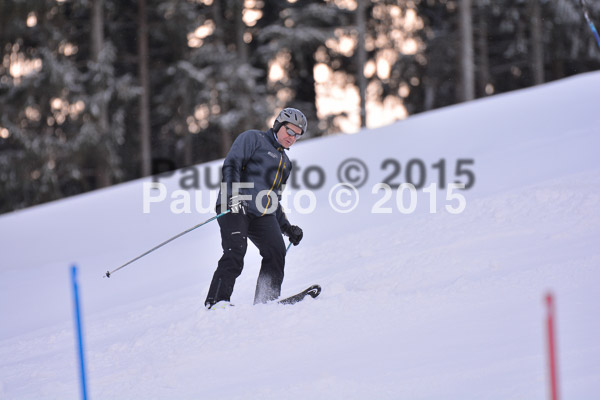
[210, 0, 231, 157]
[356, 0, 367, 128]
[551, 27, 565, 80]
[212, 0, 224, 43]
[91, 0, 103, 61]
[529, 0, 545, 85]
[183, 135, 193, 166]
[138, 0, 152, 176]
[91, 0, 112, 187]
[458, 0, 475, 102]
[235, 0, 248, 63]
[476, 3, 491, 97]
[424, 79, 435, 111]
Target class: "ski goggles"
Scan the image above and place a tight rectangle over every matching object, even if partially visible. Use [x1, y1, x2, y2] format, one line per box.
[285, 125, 304, 138]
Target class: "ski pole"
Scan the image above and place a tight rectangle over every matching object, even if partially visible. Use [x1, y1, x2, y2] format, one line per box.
[286, 241, 293, 253]
[104, 209, 231, 278]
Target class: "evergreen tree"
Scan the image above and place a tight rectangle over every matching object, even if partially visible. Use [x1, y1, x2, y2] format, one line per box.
[1, 0, 599, 214]
[404, 0, 599, 113]
[256, 0, 348, 137]
[0, 0, 136, 213]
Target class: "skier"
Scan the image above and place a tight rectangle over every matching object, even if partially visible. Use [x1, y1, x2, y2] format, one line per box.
[204, 108, 306, 309]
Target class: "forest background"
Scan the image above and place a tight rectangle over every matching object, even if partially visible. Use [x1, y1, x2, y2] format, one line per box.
[1, 0, 599, 214]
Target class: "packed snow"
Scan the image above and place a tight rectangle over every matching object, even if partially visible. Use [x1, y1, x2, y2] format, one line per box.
[1, 72, 599, 399]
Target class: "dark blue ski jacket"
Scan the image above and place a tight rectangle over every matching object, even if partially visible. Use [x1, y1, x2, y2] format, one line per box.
[216, 128, 291, 229]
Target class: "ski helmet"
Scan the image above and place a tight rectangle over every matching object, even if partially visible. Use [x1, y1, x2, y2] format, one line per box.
[273, 108, 308, 135]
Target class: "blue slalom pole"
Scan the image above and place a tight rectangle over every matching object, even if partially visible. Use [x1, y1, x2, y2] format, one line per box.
[581, 0, 600, 49]
[71, 265, 89, 400]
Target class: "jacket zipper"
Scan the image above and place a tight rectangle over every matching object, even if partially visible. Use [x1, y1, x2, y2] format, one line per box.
[262, 152, 284, 216]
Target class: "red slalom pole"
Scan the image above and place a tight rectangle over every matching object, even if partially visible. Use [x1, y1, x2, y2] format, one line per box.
[545, 292, 560, 400]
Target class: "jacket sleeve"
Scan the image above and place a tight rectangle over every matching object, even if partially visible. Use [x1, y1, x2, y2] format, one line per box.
[276, 204, 290, 232]
[221, 131, 258, 199]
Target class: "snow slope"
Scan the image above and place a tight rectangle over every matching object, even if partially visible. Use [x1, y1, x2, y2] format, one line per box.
[1, 72, 599, 399]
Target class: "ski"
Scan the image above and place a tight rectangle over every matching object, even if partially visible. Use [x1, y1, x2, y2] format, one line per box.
[278, 284, 321, 305]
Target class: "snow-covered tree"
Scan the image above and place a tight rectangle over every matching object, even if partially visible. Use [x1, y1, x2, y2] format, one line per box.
[0, 0, 136, 212]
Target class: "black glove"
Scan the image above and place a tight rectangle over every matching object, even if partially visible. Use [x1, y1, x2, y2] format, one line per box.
[227, 195, 248, 214]
[283, 224, 303, 246]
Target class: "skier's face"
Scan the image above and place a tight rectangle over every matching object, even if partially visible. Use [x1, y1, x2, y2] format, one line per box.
[276, 124, 301, 149]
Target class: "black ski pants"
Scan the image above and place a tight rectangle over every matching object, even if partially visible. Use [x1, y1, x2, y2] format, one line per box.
[205, 211, 286, 306]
